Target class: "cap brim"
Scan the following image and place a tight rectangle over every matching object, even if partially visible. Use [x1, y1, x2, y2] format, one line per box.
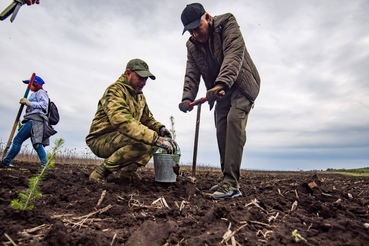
[135, 70, 156, 80]
[23, 80, 30, 84]
[182, 18, 201, 35]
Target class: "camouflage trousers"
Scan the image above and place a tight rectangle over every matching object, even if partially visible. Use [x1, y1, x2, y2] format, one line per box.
[86, 131, 158, 172]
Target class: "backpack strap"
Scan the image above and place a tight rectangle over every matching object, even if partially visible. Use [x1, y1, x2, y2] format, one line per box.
[47, 98, 51, 116]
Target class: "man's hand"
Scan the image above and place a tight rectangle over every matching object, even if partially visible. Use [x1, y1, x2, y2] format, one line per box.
[19, 98, 31, 106]
[155, 137, 178, 154]
[159, 127, 172, 138]
[25, 0, 40, 5]
[206, 84, 225, 103]
[179, 100, 194, 113]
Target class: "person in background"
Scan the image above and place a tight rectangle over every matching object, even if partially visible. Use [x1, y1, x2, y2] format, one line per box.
[0, 75, 55, 168]
[178, 3, 261, 199]
[86, 58, 178, 184]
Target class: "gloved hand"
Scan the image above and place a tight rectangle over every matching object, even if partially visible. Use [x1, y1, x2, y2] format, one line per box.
[159, 127, 172, 138]
[178, 100, 193, 113]
[206, 84, 225, 103]
[25, 0, 40, 5]
[19, 98, 31, 106]
[155, 137, 178, 154]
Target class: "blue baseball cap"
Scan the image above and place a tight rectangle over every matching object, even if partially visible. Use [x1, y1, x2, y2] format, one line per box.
[23, 75, 45, 85]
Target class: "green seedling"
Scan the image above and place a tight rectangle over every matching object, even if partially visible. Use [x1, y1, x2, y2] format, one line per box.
[157, 115, 181, 158]
[291, 229, 307, 243]
[169, 115, 176, 141]
[10, 138, 64, 210]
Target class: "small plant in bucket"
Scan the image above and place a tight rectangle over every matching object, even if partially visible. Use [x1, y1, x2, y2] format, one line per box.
[157, 116, 181, 158]
[154, 116, 180, 182]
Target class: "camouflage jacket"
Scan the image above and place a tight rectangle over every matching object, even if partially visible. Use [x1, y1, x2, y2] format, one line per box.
[86, 74, 164, 145]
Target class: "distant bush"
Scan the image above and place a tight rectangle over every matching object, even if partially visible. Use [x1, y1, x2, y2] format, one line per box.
[326, 167, 369, 173]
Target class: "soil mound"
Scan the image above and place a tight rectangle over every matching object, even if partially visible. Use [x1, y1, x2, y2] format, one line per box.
[0, 161, 368, 245]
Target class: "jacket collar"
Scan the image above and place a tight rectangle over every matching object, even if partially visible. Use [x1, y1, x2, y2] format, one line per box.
[118, 74, 143, 95]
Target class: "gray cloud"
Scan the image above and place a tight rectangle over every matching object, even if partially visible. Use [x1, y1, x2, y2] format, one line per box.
[0, 0, 368, 171]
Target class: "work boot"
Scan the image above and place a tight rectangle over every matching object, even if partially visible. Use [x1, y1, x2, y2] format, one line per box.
[119, 163, 141, 180]
[89, 164, 111, 184]
[211, 183, 242, 200]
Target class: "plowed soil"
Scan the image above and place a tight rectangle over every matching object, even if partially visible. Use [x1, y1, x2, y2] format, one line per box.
[1, 160, 368, 245]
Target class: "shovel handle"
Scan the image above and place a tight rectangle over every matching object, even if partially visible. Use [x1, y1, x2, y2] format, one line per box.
[188, 90, 225, 107]
[1, 73, 35, 161]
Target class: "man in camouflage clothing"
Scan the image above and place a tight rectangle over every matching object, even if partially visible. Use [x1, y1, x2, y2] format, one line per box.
[86, 58, 178, 183]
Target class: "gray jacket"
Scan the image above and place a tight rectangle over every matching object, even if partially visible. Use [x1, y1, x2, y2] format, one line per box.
[23, 113, 56, 146]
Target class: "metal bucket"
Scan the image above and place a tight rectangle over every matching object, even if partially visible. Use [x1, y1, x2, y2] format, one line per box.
[153, 153, 179, 182]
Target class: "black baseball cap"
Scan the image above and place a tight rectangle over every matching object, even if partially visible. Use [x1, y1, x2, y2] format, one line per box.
[181, 3, 206, 35]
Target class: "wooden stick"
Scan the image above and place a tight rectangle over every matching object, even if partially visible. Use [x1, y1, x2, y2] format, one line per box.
[24, 224, 50, 233]
[76, 204, 112, 220]
[278, 189, 284, 197]
[51, 214, 73, 218]
[96, 190, 107, 207]
[268, 212, 279, 223]
[4, 233, 18, 246]
[290, 200, 298, 212]
[295, 189, 299, 199]
[110, 233, 117, 246]
[179, 200, 189, 211]
[250, 221, 274, 229]
[245, 198, 268, 213]
[221, 223, 248, 244]
[256, 230, 273, 238]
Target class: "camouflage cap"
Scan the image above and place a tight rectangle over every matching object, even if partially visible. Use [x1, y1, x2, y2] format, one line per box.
[126, 58, 156, 80]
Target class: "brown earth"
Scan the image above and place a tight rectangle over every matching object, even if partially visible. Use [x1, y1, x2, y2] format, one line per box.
[0, 160, 368, 246]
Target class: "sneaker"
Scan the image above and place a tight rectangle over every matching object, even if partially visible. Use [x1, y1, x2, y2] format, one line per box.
[211, 183, 242, 200]
[0, 160, 14, 168]
[209, 176, 224, 191]
[210, 182, 222, 191]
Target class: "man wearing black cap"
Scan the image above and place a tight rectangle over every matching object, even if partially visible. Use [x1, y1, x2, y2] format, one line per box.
[86, 58, 178, 183]
[179, 3, 261, 199]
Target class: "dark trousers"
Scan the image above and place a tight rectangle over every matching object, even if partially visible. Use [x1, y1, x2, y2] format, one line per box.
[215, 88, 252, 187]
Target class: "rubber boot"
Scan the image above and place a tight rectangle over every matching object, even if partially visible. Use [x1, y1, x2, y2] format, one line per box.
[119, 163, 141, 180]
[89, 164, 111, 184]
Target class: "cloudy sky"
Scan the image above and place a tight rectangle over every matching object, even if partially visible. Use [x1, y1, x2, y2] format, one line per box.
[1, 0, 368, 171]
